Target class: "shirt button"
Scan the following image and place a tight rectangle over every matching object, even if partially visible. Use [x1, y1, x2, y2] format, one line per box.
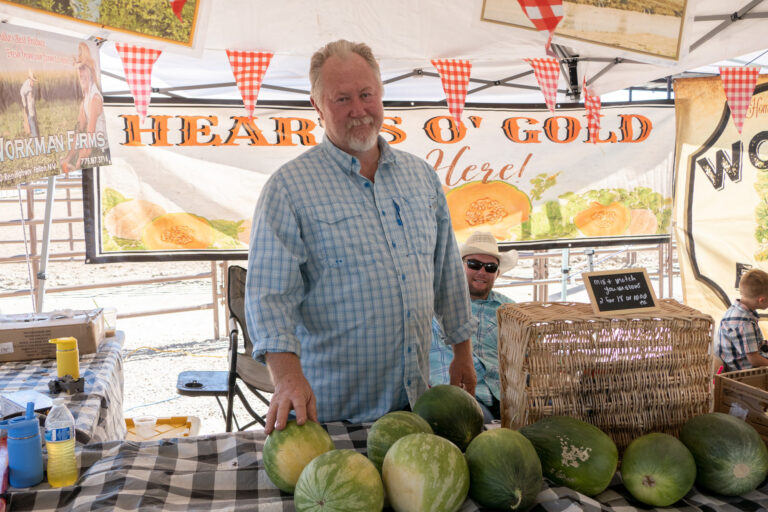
[407, 346, 412, 353]
[401, 274, 406, 281]
[392, 242, 396, 248]
[407, 379, 411, 386]
[381, 210, 386, 216]
[364, 182, 370, 188]
[407, 311, 411, 318]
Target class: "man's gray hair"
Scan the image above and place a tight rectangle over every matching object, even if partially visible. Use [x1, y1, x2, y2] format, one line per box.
[309, 40, 382, 102]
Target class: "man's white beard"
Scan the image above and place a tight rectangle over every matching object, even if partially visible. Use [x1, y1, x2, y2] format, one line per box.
[347, 130, 379, 153]
[346, 116, 379, 152]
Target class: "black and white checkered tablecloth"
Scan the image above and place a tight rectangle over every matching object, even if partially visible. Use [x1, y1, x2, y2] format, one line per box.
[0, 332, 126, 445]
[7, 421, 768, 511]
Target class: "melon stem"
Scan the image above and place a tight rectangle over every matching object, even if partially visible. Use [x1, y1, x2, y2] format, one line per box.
[642, 475, 656, 488]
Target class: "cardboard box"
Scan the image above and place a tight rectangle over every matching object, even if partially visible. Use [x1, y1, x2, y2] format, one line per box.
[714, 367, 768, 445]
[0, 309, 105, 362]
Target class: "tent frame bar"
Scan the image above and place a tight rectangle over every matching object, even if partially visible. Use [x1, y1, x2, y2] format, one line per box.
[690, 0, 766, 52]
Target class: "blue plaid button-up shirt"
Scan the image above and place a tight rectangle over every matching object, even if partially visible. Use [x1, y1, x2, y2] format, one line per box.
[716, 299, 765, 371]
[245, 136, 475, 423]
[430, 290, 513, 407]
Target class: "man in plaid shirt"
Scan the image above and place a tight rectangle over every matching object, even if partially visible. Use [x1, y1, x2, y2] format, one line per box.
[246, 40, 477, 433]
[716, 268, 768, 372]
[431, 230, 518, 422]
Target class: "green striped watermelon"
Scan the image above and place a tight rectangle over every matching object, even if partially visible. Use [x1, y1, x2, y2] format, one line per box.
[262, 420, 335, 493]
[382, 432, 470, 512]
[520, 416, 618, 496]
[465, 428, 543, 511]
[294, 449, 384, 512]
[680, 412, 768, 496]
[413, 384, 483, 451]
[366, 411, 433, 473]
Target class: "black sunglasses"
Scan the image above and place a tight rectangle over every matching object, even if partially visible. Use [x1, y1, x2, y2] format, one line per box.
[465, 259, 499, 273]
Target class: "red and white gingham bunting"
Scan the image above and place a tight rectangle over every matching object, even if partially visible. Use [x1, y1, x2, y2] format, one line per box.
[525, 57, 560, 113]
[115, 43, 162, 120]
[169, 0, 187, 22]
[226, 50, 274, 120]
[719, 66, 760, 134]
[583, 79, 601, 144]
[517, 0, 563, 52]
[431, 59, 472, 127]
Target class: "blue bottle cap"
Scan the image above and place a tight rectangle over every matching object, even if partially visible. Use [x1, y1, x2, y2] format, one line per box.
[0, 402, 39, 439]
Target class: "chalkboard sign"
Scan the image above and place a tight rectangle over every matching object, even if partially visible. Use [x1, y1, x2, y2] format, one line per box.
[583, 268, 660, 315]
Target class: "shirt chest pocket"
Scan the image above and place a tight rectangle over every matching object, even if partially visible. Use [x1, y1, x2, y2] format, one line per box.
[402, 194, 437, 255]
[309, 204, 376, 266]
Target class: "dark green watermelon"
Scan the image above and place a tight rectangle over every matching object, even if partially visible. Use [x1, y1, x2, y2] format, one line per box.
[413, 384, 483, 451]
[680, 412, 768, 496]
[520, 415, 618, 496]
[465, 428, 542, 511]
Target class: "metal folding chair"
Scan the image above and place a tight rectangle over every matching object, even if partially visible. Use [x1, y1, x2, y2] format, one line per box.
[177, 265, 274, 431]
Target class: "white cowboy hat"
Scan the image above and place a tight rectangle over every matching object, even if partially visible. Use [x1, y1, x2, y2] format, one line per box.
[459, 230, 518, 275]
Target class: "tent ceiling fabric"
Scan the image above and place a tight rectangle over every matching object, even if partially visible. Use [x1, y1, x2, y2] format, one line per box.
[1, 0, 767, 102]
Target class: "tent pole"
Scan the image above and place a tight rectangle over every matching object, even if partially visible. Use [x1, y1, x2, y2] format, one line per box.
[690, 0, 765, 52]
[35, 175, 56, 313]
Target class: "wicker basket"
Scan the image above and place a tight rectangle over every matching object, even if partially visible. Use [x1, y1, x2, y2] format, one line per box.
[498, 299, 714, 451]
[714, 367, 768, 444]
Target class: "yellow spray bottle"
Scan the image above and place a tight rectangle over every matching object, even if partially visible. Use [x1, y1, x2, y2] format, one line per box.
[49, 337, 80, 380]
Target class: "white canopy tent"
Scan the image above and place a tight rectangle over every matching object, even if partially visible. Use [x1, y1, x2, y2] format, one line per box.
[1, 0, 767, 311]
[1, 0, 767, 104]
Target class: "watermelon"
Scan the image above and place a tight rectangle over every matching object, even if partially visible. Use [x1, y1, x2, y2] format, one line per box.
[262, 420, 335, 493]
[412, 384, 483, 451]
[520, 416, 618, 496]
[382, 432, 470, 512]
[294, 449, 384, 512]
[366, 411, 433, 473]
[621, 433, 696, 507]
[465, 428, 542, 511]
[680, 412, 768, 496]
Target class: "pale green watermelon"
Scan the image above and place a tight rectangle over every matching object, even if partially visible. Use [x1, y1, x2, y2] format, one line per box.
[367, 411, 433, 473]
[382, 432, 470, 512]
[262, 420, 335, 493]
[621, 432, 696, 507]
[294, 449, 384, 511]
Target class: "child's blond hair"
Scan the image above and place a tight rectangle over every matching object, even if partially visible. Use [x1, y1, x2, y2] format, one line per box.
[739, 268, 768, 300]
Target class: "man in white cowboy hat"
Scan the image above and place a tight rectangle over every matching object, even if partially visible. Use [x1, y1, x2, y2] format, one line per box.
[430, 229, 518, 421]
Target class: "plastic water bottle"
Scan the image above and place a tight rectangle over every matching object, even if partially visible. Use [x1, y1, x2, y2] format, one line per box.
[44, 398, 78, 487]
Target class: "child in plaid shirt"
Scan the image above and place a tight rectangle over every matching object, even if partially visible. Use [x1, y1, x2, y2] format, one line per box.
[716, 268, 768, 372]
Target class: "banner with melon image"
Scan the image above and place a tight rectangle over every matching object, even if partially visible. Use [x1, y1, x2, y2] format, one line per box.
[84, 101, 675, 262]
[673, 75, 768, 324]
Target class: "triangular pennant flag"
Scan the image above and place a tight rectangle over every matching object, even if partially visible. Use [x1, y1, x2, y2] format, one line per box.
[115, 43, 162, 120]
[719, 66, 760, 134]
[583, 78, 601, 144]
[226, 50, 274, 120]
[431, 59, 472, 127]
[517, 0, 563, 54]
[169, 0, 187, 22]
[525, 57, 560, 113]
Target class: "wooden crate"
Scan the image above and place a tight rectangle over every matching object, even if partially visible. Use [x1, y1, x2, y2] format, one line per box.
[715, 367, 768, 444]
[498, 299, 714, 451]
